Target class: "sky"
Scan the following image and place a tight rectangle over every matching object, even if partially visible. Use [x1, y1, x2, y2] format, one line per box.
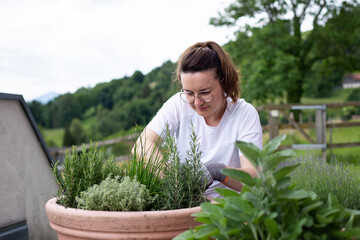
[0, 0, 239, 101]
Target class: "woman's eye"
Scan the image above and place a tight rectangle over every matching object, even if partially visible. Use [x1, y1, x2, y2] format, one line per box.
[200, 91, 211, 95]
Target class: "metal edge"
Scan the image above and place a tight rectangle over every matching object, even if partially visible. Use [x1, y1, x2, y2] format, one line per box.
[0, 92, 55, 167]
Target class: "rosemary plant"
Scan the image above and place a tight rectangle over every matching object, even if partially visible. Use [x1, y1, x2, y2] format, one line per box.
[52, 143, 122, 208]
[156, 123, 207, 210]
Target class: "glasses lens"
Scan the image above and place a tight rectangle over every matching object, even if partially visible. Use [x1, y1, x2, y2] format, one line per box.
[180, 92, 192, 103]
[201, 93, 213, 102]
[180, 91, 215, 103]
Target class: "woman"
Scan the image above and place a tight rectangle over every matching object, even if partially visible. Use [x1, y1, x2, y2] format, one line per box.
[134, 41, 263, 198]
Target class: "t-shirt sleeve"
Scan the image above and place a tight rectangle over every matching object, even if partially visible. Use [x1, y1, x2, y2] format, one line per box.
[236, 103, 263, 156]
[146, 93, 182, 138]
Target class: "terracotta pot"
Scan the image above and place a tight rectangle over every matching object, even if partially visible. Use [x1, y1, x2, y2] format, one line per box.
[45, 197, 201, 240]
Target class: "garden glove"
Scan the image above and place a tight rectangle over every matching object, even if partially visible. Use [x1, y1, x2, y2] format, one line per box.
[201, 162, 228, 189]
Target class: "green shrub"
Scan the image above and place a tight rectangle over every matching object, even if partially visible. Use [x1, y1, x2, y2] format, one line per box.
[155, 124, 207, 210]
[290, 155, 360, 210]
[76, 176, 155, 211]
[176, 135, 360, 240]
[52, 143, 122, 208]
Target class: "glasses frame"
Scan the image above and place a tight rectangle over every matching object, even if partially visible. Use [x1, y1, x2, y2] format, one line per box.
[179, 84, 218, 104]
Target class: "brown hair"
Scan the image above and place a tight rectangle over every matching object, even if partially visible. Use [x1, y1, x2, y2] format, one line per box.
[176, 41, 241, 102]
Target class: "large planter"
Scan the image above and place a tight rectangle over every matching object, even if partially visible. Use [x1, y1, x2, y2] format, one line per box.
[45, 197, 201, 240]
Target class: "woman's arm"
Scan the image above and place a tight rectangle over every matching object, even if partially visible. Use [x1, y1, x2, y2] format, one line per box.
[132, 128, 163, 163]
[222, 156, 258, 191]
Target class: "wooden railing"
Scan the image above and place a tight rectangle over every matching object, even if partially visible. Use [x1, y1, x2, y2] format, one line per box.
[258, 100, 360, 159]
[50, 134, 136, 162]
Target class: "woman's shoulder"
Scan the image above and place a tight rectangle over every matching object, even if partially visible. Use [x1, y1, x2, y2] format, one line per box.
[162, 92, 196, 116]
[228, 98, 258, 116]
[162, 92, 183, 108]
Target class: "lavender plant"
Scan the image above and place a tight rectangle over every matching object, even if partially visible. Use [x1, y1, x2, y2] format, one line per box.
[290, 155, 360, 210]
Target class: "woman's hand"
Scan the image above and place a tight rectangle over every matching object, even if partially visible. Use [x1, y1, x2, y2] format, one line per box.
[201, 156, 258, 191]
[201, 162, 227, 188]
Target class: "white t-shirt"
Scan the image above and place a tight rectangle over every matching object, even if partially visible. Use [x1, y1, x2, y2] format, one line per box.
[147, 92, 263, 198]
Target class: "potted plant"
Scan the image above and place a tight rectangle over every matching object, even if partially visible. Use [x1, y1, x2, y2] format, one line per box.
[176, 135, 360, 240]
[45, 126, 207, 240]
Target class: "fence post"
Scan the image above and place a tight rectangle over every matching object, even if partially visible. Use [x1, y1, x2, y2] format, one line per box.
[268, 110, 279, 140]
[315, 106, 327, 160]
[290, 105, 327, 161]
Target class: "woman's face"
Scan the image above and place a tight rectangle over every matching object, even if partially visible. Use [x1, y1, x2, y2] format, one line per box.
[180, 69, 226, 124]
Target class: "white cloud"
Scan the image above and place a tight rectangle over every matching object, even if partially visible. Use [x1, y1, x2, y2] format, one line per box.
[0, 0, 235, 101]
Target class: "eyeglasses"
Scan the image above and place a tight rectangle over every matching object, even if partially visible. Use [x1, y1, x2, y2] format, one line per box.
[180, 85, 217, 104]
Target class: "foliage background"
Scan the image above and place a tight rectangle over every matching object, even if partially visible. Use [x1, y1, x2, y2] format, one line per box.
[28, 0, 360, 147]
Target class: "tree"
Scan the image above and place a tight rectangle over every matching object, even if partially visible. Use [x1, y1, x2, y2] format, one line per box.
[69, 118, 87, 145]
[51, 93, 82, 127]
[63, 123, 75, 146]
[28, 100, 45, 126]
[211, 0, 357, 103]
[310, 2, 360, 79]
[62, 118, 88, 146]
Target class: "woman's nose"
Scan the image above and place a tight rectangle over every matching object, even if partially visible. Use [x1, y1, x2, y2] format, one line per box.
[194, 95, 204, 107]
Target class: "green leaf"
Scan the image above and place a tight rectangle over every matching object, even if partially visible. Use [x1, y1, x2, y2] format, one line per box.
[223, 208, 248, 221]
[262, 134, 286, 154]
[215, 188, 241, 198]
[173, 229, 195, 240]
[273, 163, 300, 180]
[192, 211, 209, 218]
[264, 218, 279, 238]
[225, 196, 253, 214]
[222, 168, 255, 186]
[318, 208, 340, 218]
[328, 193, 339, 208]
[284, 203, 297, 227]
[290, 217, 307, 235]
[268, 212, 278, 219]
[212, 197, 225, 205]
[262, 150, 296, 170]
[275, 177, 291, 190]
[301, 200, 323, 214]
[194, 225, 219, 238]
[235, 141, 260, 167]
[278, 189, 310, 200]
[200, 202, 224, 222]
[194, 217, 212, 224]
[346, 213, 354, 229]
[316, 213, 333, 225]
[242, 192, 260, 205]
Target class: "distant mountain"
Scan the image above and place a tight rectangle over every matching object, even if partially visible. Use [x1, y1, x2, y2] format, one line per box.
[34, 91, 60, 104]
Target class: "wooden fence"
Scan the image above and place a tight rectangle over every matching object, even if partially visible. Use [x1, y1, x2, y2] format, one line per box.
[258, 100, 360, 159]
[50, 134, 136, 162]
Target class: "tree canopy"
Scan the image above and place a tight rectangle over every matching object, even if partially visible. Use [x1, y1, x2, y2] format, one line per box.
[211, 0, 360, 103]
[28, 60, 177, 144]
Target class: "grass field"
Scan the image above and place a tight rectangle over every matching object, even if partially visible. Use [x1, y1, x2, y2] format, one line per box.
[43, 128, 64, 147]
[301, 88, 353, 104]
